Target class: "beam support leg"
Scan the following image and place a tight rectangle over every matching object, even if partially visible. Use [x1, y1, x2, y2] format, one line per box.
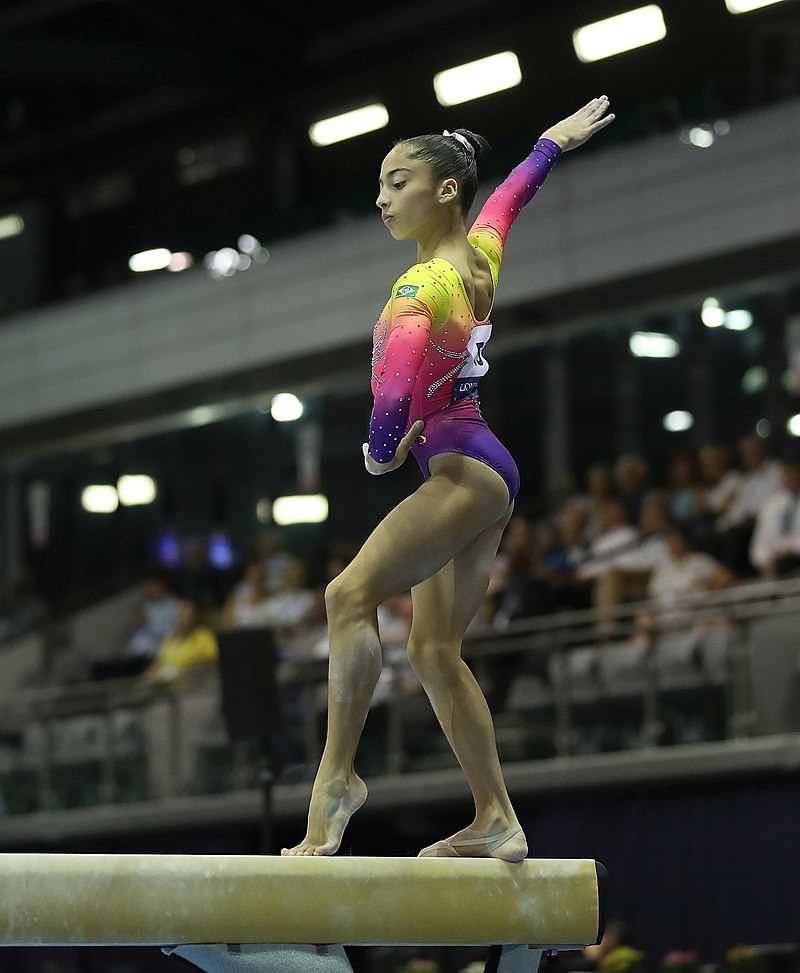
[486, 946, 546, 973]
[164, 943, 354, 973]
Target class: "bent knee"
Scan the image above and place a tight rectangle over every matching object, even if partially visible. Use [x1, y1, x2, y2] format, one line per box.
[407, 635, 461, 679]
[325, 570, 372, 619]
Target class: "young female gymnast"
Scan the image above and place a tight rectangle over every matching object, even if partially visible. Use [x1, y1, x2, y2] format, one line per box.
[283, 97, 615, 859]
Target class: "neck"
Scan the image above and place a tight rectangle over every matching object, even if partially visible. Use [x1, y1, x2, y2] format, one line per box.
[415, 210, 467, 263]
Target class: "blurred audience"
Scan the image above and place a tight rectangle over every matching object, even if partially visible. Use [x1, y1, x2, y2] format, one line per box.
[641, 524, 736, 630]
[715, 435, 782, 576]
[171, 537, 229, 614]
[143, 599, 219, 684]
[254, 528, 295, 593]
[221, 561, 274, 630]
[749, 454, 800, 579]
[666, 448, 701, 526]
[592, 490, 672, 620]
[576, 498, 640, 583]
[125, 572, 182, 668]
[613, 454, 649, 526]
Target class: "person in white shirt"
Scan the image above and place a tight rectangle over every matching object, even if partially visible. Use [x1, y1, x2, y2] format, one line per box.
[749, 457, 800, 578]
[716, 435, 782, 576]
[592, 490, 672, 618]
[577, 497, 639, 581]
[641, 524, 736, 630]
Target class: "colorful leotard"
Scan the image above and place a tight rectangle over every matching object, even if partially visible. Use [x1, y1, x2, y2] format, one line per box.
[369, 137, 562, 500]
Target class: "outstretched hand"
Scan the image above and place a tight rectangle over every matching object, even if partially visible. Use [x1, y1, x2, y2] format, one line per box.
[363, 420, 425, 475]
[541, 96, 615, 152]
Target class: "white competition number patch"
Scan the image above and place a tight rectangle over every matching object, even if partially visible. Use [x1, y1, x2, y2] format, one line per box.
[452, 322, 492, 402]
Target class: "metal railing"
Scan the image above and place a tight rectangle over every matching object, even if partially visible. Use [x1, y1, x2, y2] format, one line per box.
[1, 575, 799, 815]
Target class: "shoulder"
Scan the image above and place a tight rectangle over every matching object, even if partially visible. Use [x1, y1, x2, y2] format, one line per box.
[389, 260, 454, 323]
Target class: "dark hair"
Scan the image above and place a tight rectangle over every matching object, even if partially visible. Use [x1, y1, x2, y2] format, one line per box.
[395, 128, 490, 218]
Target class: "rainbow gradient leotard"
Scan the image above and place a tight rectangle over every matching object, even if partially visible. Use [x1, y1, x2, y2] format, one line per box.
[368, 137, 562, 500]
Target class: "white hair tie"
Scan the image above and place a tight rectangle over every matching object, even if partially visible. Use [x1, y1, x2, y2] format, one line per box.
[442, 129, 475, 160]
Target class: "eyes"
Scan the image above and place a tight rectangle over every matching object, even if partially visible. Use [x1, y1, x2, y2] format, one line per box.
[392, 181, 406, 190]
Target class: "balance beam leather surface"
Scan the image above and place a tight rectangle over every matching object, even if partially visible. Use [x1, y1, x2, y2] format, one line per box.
[0, 854, 606, 948]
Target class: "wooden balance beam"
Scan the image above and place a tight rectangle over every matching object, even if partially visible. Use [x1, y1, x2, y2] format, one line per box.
[0, 854, 607, 973]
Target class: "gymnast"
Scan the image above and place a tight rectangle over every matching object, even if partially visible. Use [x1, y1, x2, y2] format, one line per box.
[283, 97, 615, 859]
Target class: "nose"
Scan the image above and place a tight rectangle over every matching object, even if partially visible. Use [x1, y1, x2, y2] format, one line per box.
[376, 188, 388, 209]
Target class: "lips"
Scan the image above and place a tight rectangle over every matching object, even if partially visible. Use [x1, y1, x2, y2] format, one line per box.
[382, 215, 393, 224]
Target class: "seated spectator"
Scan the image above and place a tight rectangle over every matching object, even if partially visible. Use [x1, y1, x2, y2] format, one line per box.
[172, 537, 229, 615]
[666, 448, 701, 525]
[641, 524, 736, 631]
[576, 498, 640, 582]
[531, 505, 593, 613]
[258, 557, 318, 639]
[221, 561, 273, 630]
[582, 462, 616, 541]
[749, 455, 800, 578]
[125, 571, 182, 668]
[254, 528, 294, 593]
[715, 434, 782, 576]
[143, 599, 219, 684]
[592, 490, 672, 621]
[697, 443, 742, 525]
[613, 454, 649, 526]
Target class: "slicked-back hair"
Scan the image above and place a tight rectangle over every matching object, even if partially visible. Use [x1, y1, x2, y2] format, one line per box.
[395, 128, 489, 218]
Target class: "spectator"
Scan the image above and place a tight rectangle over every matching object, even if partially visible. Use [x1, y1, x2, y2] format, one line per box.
[749, 455, 800, 578]
[259, 557, 318, 638]
[221, 561, 273, 630]
[716, 435, 782, 576]
[532, 505, 593, 613]
[592, 490, 672, 620]
[576, 498, 640, 582]
[126, 572, 182, 667]
[613, 454, 649, 526]
[582, 462, 616, 541]
[143, 599, 218, 683]
[642, 523, 736, 629]
[697, 443, 742, 523]
[173, 537, 228, 614]
[254, 528, 295, 593]
[666, 448, 701, 525]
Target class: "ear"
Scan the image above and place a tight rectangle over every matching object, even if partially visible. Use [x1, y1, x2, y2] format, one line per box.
[439, 176, 459, 205]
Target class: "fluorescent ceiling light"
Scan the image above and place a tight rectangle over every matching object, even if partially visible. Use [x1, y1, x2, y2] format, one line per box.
[663, 410, 694, 432]
[129, 248, 172, 272]
[0, 214, 25, 241]
[271, 393, 304, 422]
[309, 104, 389, 147]
[82, 485, 119, 514]
[117, 475, 157, 506]
[272, 494, 329, 526]
[724, 309, 753, 331]
[629, 332, 679, 358]
[701, 297, 726, 328]
[787, 414, 800, 437]
[725, 0, 788, 12]
[573, 5, 666, 63]
[434, 51, 521, 107]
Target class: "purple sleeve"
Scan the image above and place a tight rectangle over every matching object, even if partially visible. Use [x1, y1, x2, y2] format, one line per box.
[469, 137, 562, 246]
[368, 306, 431, 464]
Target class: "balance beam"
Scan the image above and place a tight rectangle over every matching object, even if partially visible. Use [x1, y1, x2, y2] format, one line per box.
[0, 854, 606, 972]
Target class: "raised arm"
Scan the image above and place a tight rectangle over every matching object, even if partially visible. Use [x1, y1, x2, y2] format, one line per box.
[469, 96, 615, 279]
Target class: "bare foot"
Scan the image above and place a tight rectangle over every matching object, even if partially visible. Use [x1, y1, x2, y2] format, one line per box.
[281, 775, 368, 856]
[418, 821, 527, 862]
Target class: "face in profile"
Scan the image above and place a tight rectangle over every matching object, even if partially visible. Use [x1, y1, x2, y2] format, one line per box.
[375, 145, 444, 241]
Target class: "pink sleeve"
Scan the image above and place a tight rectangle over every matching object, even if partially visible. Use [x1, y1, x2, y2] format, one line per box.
[469, 137, 562, 255]
[368, 302, 431, 464]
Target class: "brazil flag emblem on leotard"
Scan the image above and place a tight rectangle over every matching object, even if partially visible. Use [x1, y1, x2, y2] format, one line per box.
[395, 284, 419, 298]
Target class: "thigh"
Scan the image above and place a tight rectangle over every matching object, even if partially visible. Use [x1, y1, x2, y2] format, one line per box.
[342, 455, 511, 608]
[410, 502, 514, 643]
